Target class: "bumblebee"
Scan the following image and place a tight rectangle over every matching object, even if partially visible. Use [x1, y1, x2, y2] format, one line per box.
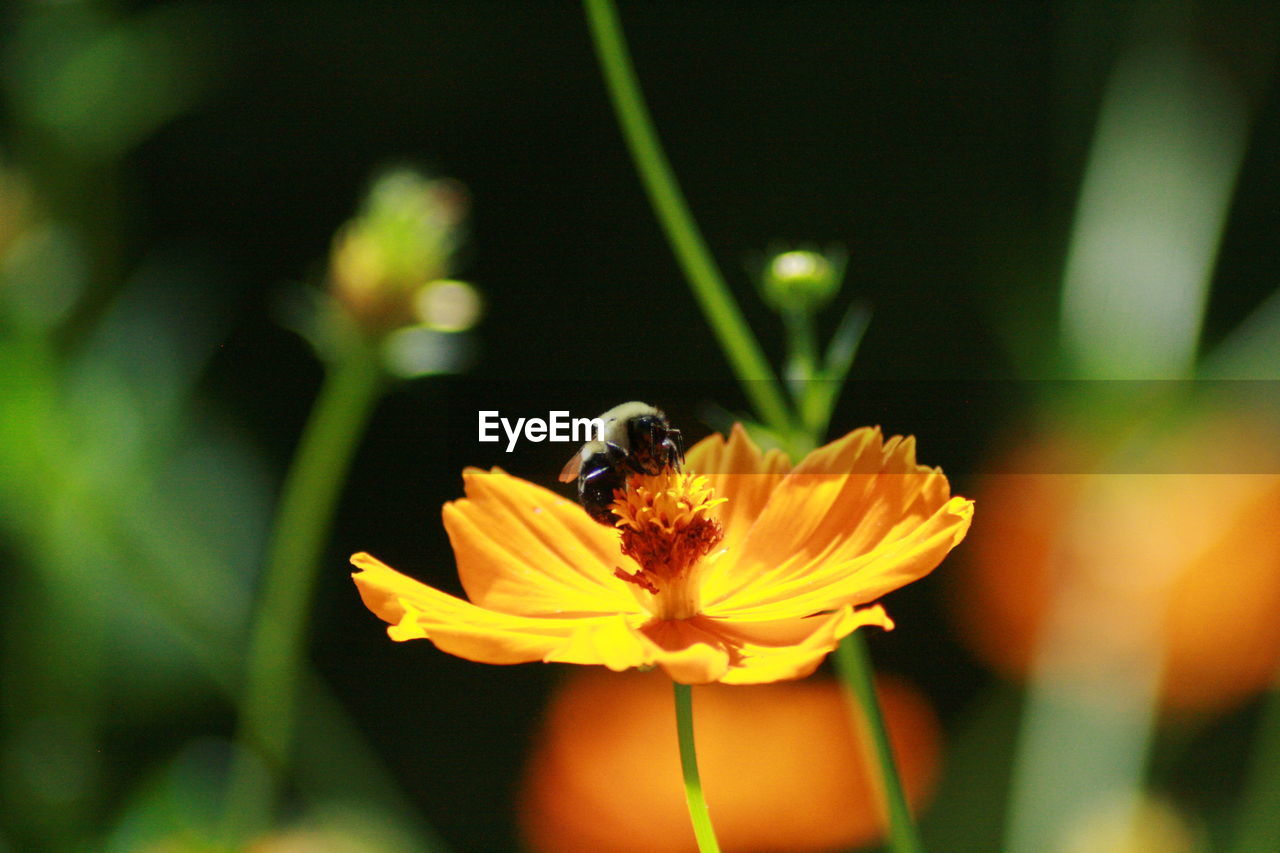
[558, 402, 684, 525]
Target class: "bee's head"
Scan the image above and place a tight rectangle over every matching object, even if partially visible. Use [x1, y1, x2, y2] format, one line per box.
[626, 414, 683, 475]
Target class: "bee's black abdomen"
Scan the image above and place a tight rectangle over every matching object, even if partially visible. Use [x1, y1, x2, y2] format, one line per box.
[578, 448, 628, 525]
[580, 473, 625, 524]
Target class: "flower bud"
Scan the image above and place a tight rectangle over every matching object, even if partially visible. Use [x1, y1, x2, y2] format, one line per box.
[412, 279, 482, 332]
[759, 247, 843, 313]
[328, 169, 467, 336]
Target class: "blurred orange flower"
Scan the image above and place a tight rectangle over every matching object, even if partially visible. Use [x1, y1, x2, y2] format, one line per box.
[518, 668, 940, 853]
[353, 424, 972, 684]
[955, 415, 1280, 712]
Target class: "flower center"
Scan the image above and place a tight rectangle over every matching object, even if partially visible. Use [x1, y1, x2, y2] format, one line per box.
[610, 470, 726, 620]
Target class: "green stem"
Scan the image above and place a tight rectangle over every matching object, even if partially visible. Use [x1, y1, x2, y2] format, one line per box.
[583, 0, 792, 438]
[835, 633, 922, 853]
[782, 306, 818, 383]
[584, 4, 916, 849]
[674, 683, 722, 853]
[781, 305, 823, 432]
[222, 338, 386, 841]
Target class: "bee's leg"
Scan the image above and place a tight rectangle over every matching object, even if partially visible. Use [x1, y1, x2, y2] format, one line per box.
[668, 427, 685, 470]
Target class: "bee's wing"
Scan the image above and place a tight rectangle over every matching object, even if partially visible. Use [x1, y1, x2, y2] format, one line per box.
[558, 448, 585, 483]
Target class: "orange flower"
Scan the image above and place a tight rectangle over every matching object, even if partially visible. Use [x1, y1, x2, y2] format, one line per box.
[352, 424, 973, 684]
[518, 669, 940, 853]
[954, 415, 1280, 712]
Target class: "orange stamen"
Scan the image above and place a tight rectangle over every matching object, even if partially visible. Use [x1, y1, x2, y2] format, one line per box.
[609, 470, 725, 620]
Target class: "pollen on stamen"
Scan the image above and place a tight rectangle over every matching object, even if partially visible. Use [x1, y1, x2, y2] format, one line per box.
[611, 470, 726, 535]
[608, 471, 725, 617]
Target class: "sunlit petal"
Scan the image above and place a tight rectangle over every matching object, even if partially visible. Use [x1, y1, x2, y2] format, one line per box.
[709, 606, 894, 685]
[685, 423, 792, 558]
[638, 618, 735, 684]
[709, 498, 973, 620]
[352, 552, 650, 668]
[706, 427, 965, 610]
[445, 468, 641, 617]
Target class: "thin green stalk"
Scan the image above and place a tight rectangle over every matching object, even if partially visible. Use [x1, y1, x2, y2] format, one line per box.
[222, 339, 386, 840]
[780, 305, 822, 431]
[583, 0, 792, 438]
[836, 634, 923, 853]
[782, 306, 818, 382]
[584, 4, 917, 849]
[674, 683, 721, 853]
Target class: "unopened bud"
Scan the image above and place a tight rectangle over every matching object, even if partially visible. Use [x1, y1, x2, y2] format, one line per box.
[760, 248, 843, 313]
[329, 169, 469, 335]
[413, 279, 482, 332]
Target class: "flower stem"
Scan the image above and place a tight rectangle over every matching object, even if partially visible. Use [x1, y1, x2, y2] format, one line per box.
[584, 3, 917, 849]
[222, 337, 386, 841]
[780, 305, 821, 428]
[835, 633, 923, 853]
[674, 682, 722, 853]
[583, 0, 792, 438]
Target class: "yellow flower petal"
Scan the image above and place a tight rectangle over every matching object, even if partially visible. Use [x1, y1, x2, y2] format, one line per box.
[352, 552, 651, 668]
[709, 497, 973, 620]
[685, 423, 792, 556]
[705, 427, 969, 616]
[709, 603, 894, 648]
[637, 618, 735, 684]
[627, 605, 894, 686]
[707, 605, 894, 685]
[444, 468, 642, 617]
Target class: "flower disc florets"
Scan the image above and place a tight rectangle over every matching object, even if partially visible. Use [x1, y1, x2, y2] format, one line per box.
[610, 471, 726, 619]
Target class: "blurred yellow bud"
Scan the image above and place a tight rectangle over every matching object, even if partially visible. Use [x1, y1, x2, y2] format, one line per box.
[760, 247, 843, 313]
[328, 169, 469, 336]
[413, 279, 482, 332]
